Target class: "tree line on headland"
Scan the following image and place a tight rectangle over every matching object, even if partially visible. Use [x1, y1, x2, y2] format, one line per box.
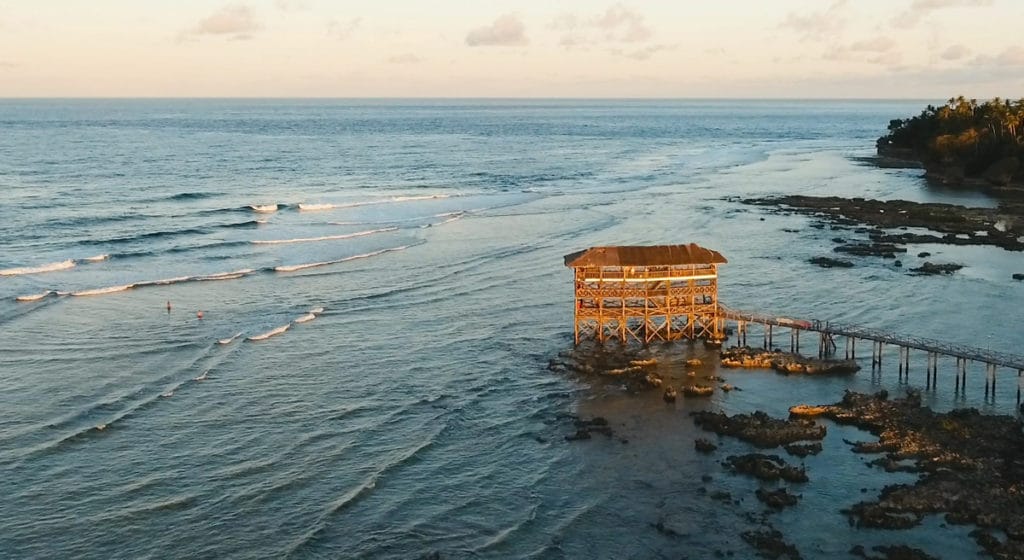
[877, 96, 1024, 188]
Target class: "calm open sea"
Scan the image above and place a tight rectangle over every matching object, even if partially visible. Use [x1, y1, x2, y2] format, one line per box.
[1, 99, 1020, 559]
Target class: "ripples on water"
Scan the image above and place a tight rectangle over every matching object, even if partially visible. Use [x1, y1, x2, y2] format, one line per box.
[0, 100, 1019, 559]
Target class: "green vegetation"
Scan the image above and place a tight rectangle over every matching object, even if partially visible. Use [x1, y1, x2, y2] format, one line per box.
[877, 96, 1024, 186]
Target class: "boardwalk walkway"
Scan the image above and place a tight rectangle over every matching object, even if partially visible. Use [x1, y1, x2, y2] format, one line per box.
[719, 305, 1024, 372]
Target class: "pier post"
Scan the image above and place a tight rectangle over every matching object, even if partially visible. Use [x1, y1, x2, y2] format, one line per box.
[984, 364, 996, 401]
[790, 329, 795, 353]
[768, 325, 773, 350]
[1018, 369, 1022, 406]
[953, 358, 959, 391]
[927, 354, 933, 389]
[898, 347, 905, 380]
[795, 329, 800, 353]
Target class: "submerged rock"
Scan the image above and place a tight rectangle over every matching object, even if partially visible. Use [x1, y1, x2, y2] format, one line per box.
[682, 384, 714, 397]
[663, 386, 678, 403]
[725, 453, 808, 483]
[740, 528, 802, 560]
[809, 256, 855, 268]
[756, 487, 800, 509]
[909, 261, 963, 275]
[1013, 273, 1024, 281]
[694, 438, 718, 453]
[783, 442, 822, 457]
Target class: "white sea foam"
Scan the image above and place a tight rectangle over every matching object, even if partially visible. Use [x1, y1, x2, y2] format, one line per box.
[309, 306, 325, 314]
[137, 276, 193, 287]
[194, 370, 209, 381]
[15, 291, 56, 302]
[391, 194, 449, 202]
[249, 204, 279, 214]
[298, 203, 336, 211]
[84, 254, 110, 262]
[252, 227, 397, 245]
[420, 211, 466, 228]
[274, 245, 408, 272]
[324, 194, 451, 210]
[72, 284, 134, 297]
[218, 333, 242, 345]
[0, 259, 76, 276]
[248, 324, 290, 341]
[294, 313, 317, 323]
[197, 269, 255, 281]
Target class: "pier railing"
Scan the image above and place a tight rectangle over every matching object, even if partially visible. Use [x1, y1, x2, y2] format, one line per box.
[719, 304, 1024, 372]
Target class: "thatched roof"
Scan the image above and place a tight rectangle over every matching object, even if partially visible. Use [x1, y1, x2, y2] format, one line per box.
[563, 244, 727, 268]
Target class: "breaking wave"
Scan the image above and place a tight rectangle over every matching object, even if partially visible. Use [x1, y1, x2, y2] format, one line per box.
[274, 245, 409, 273]
[298, 203, 336, 212]
[71, 284, 134, 297]
[84, 254, 110, 262]
[15, 291, 58, 302]
[0, 259, 76, 277]
[16, 268, 259, 301]
[294, 313, 317, 324]
[218, 333, 243, 345]
[252, 227, 397, 246]
[249, 204, 279, 214]
[248, 324, 290, 341]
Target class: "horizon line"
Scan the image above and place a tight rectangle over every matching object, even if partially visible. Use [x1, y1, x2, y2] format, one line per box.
[0, 96, 949, 101]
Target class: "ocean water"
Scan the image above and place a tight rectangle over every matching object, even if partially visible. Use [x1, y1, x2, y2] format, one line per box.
[1, 99, 1021, 559]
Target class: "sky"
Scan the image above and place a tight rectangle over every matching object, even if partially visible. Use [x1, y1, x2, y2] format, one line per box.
[0, 0, 1022, 98]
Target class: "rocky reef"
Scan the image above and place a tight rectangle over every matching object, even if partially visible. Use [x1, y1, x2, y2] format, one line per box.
[720, 346, 859, 375]
[692, 409, 825, 448]
[790, 390, 1024, 557]
[726, 453, 809, 483]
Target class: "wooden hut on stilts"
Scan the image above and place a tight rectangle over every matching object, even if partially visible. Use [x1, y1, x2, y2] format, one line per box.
[564, 244, 727, 344]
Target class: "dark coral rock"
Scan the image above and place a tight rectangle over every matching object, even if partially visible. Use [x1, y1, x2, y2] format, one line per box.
[755, 487, 800, 509]
[783, 442, 822, 457]
[695, 438, 718, 453]
[726, 454, 808, 483]
[691, 410, 825, 448]
[740, 529, 802, 560]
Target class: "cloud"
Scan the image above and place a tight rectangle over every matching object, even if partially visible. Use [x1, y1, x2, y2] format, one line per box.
[940, 44, 971, 61]
[550, 4, 654, 49]
[328, 17, 360, 40]
[977, 46, 1024, 67]
[610, 43, 673, 61]
[387, 53, 422, 64]
[275, 0, 310, 11]
[590, 4, 652, 43]
[824, 38, 902, 66]
[466, 14, 527, 47]
[848, 37, 896, 52]
[779, 0, 848, 41]
[183, 4, 260, 40]
[892, 0, 993, 29]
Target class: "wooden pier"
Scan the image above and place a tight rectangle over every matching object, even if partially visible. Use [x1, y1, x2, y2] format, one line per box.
[564, 244, 1024, 407]
[720, 305, 1024, 404]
